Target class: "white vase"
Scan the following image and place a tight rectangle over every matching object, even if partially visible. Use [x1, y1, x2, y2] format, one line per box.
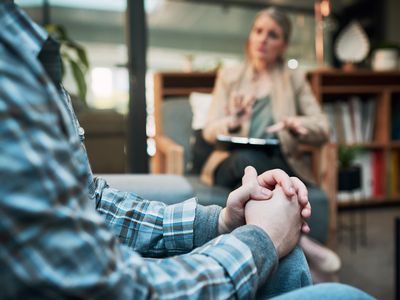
[372, 49, 399, 70]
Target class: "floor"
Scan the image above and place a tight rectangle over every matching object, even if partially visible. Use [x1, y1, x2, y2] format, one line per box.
[335, 206, 400, 300]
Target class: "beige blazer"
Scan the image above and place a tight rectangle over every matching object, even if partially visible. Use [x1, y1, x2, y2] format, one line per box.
[201, 63, 329, 185]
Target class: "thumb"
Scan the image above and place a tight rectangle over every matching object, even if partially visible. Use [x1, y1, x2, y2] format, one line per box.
[242, 166, 272, 200]
[242, 166, 258, 185]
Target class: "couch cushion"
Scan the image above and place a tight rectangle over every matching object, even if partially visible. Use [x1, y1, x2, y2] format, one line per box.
[186, 175, 229, 207]
[162, 98, 193, 172]
[97, 174, 195, 205]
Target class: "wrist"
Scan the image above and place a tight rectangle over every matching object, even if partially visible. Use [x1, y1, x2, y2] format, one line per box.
[218, 208, 230, 234]
[249, 223, 282, 257]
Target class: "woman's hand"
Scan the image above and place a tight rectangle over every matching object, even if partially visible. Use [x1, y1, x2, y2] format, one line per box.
[266, 116, 308, 136]
[226, 93, 255, 132]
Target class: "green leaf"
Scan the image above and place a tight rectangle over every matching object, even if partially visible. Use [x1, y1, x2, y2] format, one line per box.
[338, 145, 363, 168]
[66, 43, 89, 70]
[45, 24, 68, 41]
[63, 41, 89, 70]
[75, 46, 89, 70]
[69, 59, 87, 104]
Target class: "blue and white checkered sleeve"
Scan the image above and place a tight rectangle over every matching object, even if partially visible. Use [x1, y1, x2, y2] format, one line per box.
[138, 233, 260, 299]
[93, 179, 200, 257]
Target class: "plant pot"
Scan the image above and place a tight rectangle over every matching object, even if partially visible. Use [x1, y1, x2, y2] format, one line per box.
[338, 166, 361, 191]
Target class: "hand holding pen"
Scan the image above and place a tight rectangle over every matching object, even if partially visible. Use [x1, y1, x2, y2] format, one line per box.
[227, 93, 255, 133]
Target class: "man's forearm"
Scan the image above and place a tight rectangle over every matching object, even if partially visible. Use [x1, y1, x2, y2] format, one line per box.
[95, 178, 223, 256]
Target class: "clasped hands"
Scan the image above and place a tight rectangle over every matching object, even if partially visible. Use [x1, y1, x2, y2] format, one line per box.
[218, 166, 311, 258]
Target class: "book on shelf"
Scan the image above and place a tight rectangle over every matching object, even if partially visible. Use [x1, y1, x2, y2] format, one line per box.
[333, 101, 346, 144]
[339, 101, 354, 143]
[389, 150, 399, 197]
[391, 96, 400, 141]
[349, 96, 363, 143]
[322, 96, 377, 144]
[363, 98, 377, 143]
[344, 150, 385, 201]
[372, 150, 384, 198]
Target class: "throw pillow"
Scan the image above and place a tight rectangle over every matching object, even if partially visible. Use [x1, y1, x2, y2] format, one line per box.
[189, 92, 213, 130]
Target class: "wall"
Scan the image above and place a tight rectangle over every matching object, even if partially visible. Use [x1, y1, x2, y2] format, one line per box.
[385, 0, 400, 44]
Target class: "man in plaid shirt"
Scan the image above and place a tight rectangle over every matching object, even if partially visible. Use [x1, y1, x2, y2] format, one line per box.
[0, 1, 373, 299]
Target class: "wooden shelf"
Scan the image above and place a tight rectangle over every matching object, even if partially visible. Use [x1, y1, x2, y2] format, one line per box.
[321, 86, 392, 94]
[309, 69, 400, 87]
[339, 142, 386, 149]
[389, 141, 400, 148]
[338, 197, 393, 208]
[308, 70, 400, 209]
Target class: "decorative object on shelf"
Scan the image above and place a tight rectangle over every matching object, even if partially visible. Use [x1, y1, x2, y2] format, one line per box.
[337, 145, 362, 191]
[45, 24, 89, 105]
[334, 21, 370, 70]
[372, 43, 399, 71]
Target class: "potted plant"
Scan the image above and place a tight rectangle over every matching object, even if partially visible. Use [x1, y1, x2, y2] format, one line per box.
[338, 145, 362, 191]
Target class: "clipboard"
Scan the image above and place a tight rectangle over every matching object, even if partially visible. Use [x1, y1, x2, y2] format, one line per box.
[216, 134, 279, 150]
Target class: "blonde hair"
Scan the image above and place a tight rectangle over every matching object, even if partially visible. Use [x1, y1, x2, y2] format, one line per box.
[245, 7, 292, 63]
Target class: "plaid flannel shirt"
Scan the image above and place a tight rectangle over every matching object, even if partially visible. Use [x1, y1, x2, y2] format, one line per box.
[0, 1, 277, 299]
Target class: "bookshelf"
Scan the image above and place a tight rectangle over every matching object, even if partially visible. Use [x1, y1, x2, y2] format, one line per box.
[308, 70, 400, 208]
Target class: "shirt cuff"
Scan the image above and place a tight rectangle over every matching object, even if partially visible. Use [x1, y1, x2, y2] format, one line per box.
[163, 198, 197, 251]
[192, 232, 259, 299]
[231, 225, 279, 288]
[193, 204, 222, 247]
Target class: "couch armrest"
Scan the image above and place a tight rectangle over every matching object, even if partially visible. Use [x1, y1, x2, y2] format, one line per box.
[152, 135, 185, 175]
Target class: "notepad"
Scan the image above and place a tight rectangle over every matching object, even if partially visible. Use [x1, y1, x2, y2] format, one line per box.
[216, 134, 279, 150]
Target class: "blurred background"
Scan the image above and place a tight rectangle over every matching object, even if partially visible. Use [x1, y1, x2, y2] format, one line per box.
[16, 1, 400, 298]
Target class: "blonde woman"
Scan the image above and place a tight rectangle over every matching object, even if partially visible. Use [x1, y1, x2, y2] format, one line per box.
[202, 7, 340, 282]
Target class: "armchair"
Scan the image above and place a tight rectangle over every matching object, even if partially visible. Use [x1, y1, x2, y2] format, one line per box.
[151, 71, 338, 247]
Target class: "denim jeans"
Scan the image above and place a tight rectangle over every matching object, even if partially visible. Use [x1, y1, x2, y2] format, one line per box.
[256, 246, 374, 300]
[256, 246, 312, 299]
[270, 283, 375, 300]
